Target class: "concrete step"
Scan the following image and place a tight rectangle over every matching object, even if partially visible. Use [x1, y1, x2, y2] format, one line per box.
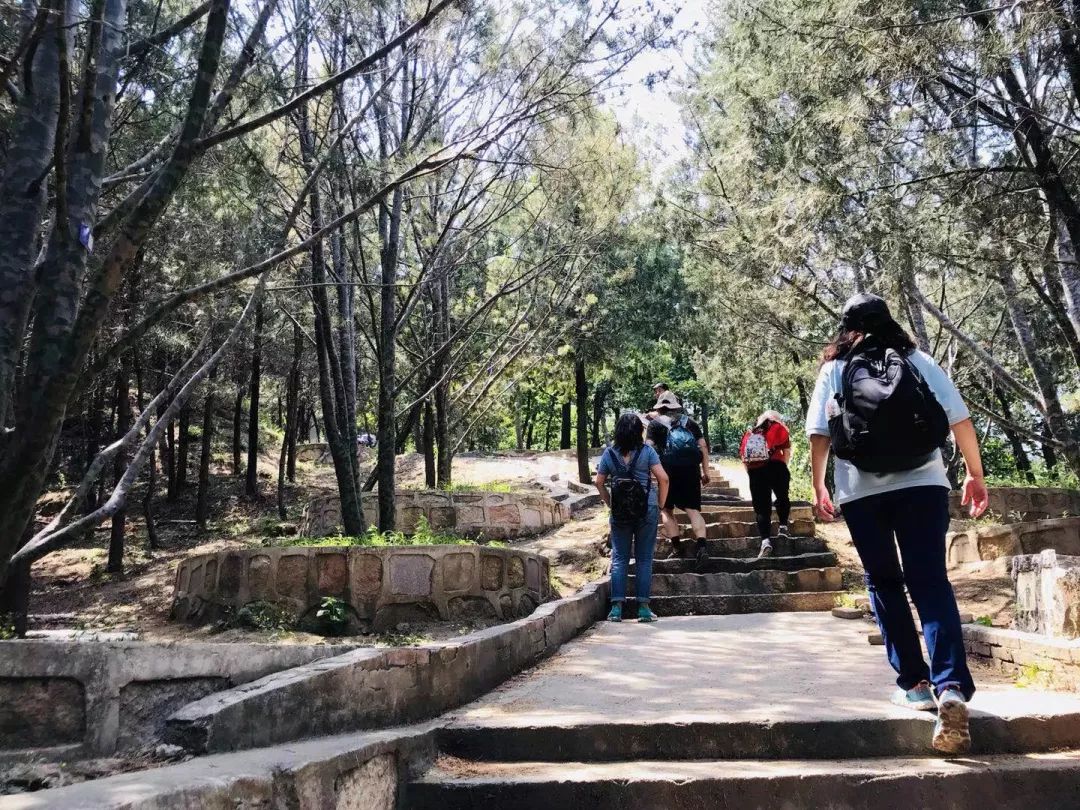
[659, 536, 828, 558]
[638, 551, 839, 574]
[622, 591, 842, 615]
[409, 753, 1080, 810]
[629, 567, 843, 596]
[434, 702, 1080, 762]
[673, 507, 812, 527]
[666, 519, 817, 540]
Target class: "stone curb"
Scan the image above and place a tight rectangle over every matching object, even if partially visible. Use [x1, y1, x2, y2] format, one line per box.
[165, 578, 610, 754]
[0, 725, 437, 810]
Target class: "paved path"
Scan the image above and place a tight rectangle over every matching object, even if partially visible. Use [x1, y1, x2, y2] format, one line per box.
[449, 613, 1080, 728]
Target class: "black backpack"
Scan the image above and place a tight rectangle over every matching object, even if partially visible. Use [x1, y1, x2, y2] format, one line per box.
[606, 446, 650, 526]
[828, 339, 950, 473]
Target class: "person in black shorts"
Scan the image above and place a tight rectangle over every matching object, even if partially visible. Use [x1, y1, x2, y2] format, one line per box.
[648, 391, 712, 562]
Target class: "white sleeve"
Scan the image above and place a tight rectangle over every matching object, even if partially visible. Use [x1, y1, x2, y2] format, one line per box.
[805, 363, 835, 437]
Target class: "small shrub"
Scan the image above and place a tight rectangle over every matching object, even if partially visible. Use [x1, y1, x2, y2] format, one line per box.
[0, 614, 16, 640]
[1015, 663, 1053, 689]
[314, 596, 351, 636]
[834, 593, 858, 609]
[974, 615, 993, 627]
[375, 632, 429, 646]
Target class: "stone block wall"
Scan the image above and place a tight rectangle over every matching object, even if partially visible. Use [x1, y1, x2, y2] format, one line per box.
[963, 624, 1080, 691]
[949, 487, 1080, 523]
[172, 545, 552, 632]
[1013, 549, 1080, 639]
[0, 641, 351, 756]
[946, 516, 1080, 567]
[300, 489, 570, 539]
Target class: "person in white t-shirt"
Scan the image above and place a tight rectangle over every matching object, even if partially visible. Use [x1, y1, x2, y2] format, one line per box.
[807, 293, 988, 756]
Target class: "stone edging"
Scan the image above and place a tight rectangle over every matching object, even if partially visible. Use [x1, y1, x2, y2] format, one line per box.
[165, 578, 610, 754]
[172, 544, 551, 633]
[963, 624, 1080, 691]
[302, 489, 570, 539]
[0, 641, 352, 757]
[0, 725, 437, 810]
[947, 516, 1080, 567]
[949, 487, 1080, 523]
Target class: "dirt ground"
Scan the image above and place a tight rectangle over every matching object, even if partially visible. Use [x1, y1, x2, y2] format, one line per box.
[26, 449, 604, 642]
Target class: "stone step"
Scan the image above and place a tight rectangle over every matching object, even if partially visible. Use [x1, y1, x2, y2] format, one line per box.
[701, 487, 740, 497]
[409, 753, 1080, 810]
[659, 536, 828, 558]
[629, 568, 842, 597]
[666, 519, 817, 540]
[675, 503, 813, 522]
[433, 705, 1080, 762]
[638, 551, 839, 574]
[622, 591, 842, 616]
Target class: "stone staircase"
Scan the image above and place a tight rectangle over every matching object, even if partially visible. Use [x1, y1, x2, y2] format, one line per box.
[631, 496, 844, 617]
[404, 475, 1080, 807]
[407, 612, 1080, 808]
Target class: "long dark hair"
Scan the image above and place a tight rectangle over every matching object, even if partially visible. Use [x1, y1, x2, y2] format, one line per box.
[612, 413, 644, 455]
[820, 319, 916, 366]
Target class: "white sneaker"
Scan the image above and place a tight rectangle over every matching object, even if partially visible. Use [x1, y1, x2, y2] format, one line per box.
[932, 688, 971, 754]
[758, 539, 773, 558]
[776, 524, 790, 538]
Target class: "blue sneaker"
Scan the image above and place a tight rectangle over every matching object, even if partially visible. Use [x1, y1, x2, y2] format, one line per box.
[933, 688, 971, 754]
[638, 604, 658, 623]
[891, 681, 936, 712]
[607, 603, 623, 622]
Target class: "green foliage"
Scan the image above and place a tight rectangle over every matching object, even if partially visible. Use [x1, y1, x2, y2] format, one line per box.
[273, 516, 505, 548]
[974, 616, 993, 627]
[314, 597, 351, 637]
[0, 614, 16, 640]
[437, 481, 516, 494]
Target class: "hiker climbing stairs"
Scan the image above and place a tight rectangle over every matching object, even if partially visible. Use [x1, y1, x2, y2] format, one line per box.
[627, 500, 845, 616]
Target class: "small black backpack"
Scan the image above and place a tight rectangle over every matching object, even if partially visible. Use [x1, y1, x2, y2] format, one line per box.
[606, 446, 650, 526]
[828, 338, 949, 473]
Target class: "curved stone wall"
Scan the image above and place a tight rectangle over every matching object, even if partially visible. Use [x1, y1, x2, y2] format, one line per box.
[947, 517, 1080, 568]
[300, 489, 569, 539]
[171, 545, 552, 632]
[950, 487, 1080, 523]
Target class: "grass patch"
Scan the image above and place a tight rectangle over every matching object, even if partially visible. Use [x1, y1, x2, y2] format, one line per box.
[974, 615, 994, 627]
[434, 481, 516, 494]
[272, 516, 508, 549]
[1015, 663, 1053, 689]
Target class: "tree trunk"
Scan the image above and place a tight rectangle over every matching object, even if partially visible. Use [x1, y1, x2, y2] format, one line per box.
[231, 382, 244, 476]
[574, 358, 591, 483]
[245, 301, 263, 498]
[591, 382, 607, 448]
[196, 367, 216, 529]
[423, 400, 437, 488]
[107, 359, 131, 574]
[134, 351, 158, 550]
[176, 404, 191, 492]
[993, 387, 1033, 482]
[543, 395, 557, 451]
[560, 400, 572, 450]
[165, 418, 178, 500]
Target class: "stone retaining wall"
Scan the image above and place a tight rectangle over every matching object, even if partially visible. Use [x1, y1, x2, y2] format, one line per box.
[1013, 550, 1080, 639]
[301, 489, 569, 539]
[963, 624, 1080, 691]
[172, 545, 552, 633]
[0, 641, 352, 757]
[946, 517, 1080, 567]
[166, 578, 609, 754]
[949, 487, 1080, 523]
[294, 442, 328, 463]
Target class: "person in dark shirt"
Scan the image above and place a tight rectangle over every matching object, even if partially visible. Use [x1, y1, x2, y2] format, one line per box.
[648, 391, 711, 563]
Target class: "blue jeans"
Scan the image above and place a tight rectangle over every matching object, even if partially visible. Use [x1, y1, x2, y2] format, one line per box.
[610, 502, 660, 603]
[842, 486, 975, 699]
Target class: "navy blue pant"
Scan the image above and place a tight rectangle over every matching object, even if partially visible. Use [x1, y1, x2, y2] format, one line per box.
[842, 486, 975, 699]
